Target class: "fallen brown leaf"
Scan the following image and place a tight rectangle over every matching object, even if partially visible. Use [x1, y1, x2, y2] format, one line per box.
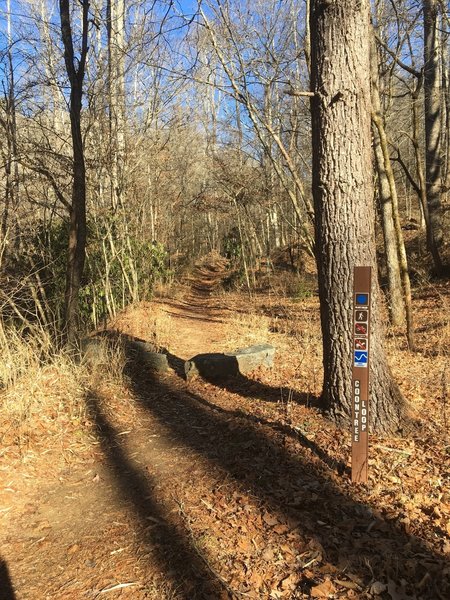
[310, 578, 336, 598]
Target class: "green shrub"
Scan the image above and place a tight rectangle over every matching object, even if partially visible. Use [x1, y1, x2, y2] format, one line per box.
[5, 219, 172, 331]
[293, 279, 314, 301]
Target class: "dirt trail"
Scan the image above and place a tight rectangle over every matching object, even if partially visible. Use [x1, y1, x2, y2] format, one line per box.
[158, 254, 232, 359]
[0, 255, 242, 599]
[151, 297, 227, 359]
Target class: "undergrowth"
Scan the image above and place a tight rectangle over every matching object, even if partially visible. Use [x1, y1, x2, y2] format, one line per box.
[222, 312, 272, 352]
[0, 320, 127, 462]
[109, 302, 174, 351]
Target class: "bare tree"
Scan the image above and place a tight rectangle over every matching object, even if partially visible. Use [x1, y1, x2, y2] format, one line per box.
[1, 0, 20, 245]
[107, 0, 126, 210]
[198, 1, 315, 253]
[370, 31, 415, 347]
[59, 0, 90, 344]
[423, 0, 444, 269]
[374, 0, 447, 273]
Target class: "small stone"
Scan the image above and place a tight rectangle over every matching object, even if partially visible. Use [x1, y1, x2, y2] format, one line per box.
[370, 581, 387, 595]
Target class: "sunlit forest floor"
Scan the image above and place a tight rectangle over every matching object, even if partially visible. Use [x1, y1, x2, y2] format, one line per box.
[0, 257, 449, 599]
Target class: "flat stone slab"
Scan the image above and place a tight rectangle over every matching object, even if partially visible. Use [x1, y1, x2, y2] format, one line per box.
[80, 335, 169, 373]
[230, 343, 275, 373]
[126, 340, 169, 373]
[185, 343, 275, 381]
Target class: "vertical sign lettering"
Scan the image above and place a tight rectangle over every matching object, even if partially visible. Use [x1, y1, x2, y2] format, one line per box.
[352, 267, 371, 483]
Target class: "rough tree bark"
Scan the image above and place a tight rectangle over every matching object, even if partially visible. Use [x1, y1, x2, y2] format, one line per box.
[310, 0, 405, 433]
[59, 0, 89, 344]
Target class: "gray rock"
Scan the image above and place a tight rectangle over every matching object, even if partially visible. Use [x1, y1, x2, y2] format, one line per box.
[185, 353, 240, 381]
[185, 343, 275, 381]
[230, 343, 275, 373]
[127, 340, 169, 373]
[79, 337, 109, 366]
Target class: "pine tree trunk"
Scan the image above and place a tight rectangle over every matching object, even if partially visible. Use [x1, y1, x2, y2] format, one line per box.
[310, 0, 405, 433]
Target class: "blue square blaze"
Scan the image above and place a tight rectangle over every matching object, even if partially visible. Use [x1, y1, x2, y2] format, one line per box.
[355, 293, 369, 306]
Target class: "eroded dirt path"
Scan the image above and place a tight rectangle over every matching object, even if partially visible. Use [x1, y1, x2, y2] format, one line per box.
[152, 298, 227, 359]
[1, 260, 449, 599]
[0, 256, 263, 600]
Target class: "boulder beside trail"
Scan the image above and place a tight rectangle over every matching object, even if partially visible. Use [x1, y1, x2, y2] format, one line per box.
[231, 343, 275, 373]
[80, 335, 170, 373]
[185, 343, 275, 381]
[127, 340, 170, 373]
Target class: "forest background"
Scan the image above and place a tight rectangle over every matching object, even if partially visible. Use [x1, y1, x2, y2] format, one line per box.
[1, 0, 448, 342]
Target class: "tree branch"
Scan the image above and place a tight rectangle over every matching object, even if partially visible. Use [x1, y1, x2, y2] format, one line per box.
[388, 143, 421, 197]
[21, 160, 71, 212]
[375, 34, 422, 78]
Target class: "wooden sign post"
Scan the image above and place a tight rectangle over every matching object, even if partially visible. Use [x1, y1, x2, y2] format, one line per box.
[351, 266, 371, 484]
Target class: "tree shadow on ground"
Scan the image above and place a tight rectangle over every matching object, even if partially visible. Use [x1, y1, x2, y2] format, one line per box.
[161, 310, 226, 324]
[410, 322, 443, 334]
[84, 392, 227, 600]
[105, 336, 341, 474]
[163, 349, 186, 376]
[187, 391, 349, 476]
[122, 358, 449, 599]
[0, 558, 17, 600]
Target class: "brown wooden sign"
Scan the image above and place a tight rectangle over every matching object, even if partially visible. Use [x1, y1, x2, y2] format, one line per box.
[351, 266, 371, 483]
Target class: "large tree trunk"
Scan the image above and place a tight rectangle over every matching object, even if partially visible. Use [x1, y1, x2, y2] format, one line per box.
[310, 0, 405, 433]
[59, 0, 89, 345]
[423, 0, 444, 270]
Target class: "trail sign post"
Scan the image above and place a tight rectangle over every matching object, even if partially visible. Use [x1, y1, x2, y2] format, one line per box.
[351, 267, 371, 484]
